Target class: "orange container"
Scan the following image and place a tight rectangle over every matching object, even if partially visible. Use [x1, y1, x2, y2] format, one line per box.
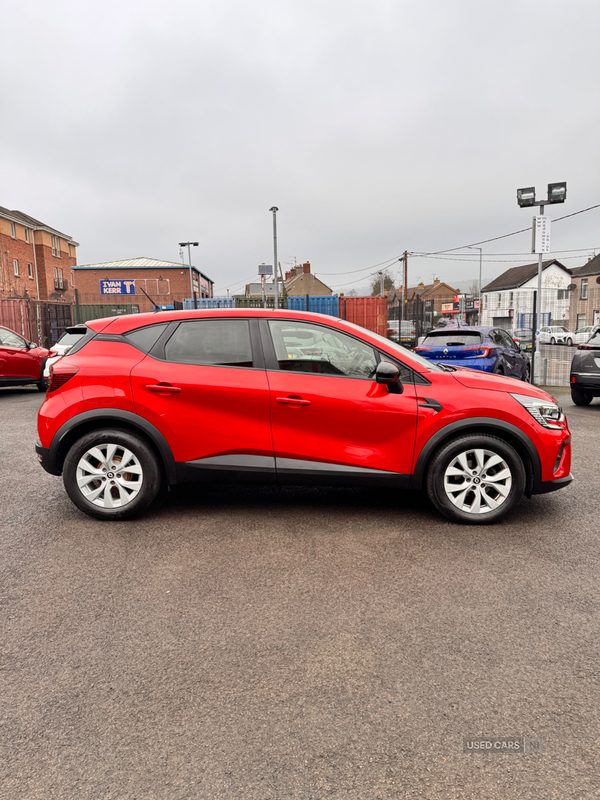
[338, 296, 388, 337]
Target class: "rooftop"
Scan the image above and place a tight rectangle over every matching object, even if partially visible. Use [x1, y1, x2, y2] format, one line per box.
[0, 205, 78, 244]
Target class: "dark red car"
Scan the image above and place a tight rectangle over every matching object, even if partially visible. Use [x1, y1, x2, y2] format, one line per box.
[0, 324, 49, 391]
[36, 310, 572, 524]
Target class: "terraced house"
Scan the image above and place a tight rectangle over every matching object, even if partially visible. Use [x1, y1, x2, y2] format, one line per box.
[0, 206, 78, 302]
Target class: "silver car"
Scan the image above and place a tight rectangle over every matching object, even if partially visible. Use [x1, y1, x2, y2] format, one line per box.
[570, 328, 600, 405]
[539, 325, 575, 346]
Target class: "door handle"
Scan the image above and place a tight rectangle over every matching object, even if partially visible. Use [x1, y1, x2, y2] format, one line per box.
[146, 383, 182, 393]
[276, 395, 311, 406]
[418, 397, 443, 412]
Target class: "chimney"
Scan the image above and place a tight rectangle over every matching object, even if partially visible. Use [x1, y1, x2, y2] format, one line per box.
[285, 271, 291, 280]
[433, 277, 440, 286]
[303, 261, 311, 274]
[418, 281, 425, 290]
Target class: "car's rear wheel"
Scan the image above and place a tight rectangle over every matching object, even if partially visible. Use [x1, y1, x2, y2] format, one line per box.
[571, 386, 593, 406]
[62, 428, 162, 520]
[550, 337, 556, 345]
[566, 338, 573, 347]
[426, 434, 526, 524]
[522, 363, 531, 382]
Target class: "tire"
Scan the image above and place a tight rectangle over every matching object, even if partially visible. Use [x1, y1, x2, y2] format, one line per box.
[62, 428, 162, 520]
[493, 363, 504, 375]
[522, 363, 531, 382]
[550, 337, 556, 345]
[571, 386, 593, 406]
[426, 434, 526, 524]
[37, 359, 48, 392]
[566, 338, 573, 347]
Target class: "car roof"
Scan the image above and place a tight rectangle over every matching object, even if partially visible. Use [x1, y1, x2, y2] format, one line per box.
[424, 326, 493, 335]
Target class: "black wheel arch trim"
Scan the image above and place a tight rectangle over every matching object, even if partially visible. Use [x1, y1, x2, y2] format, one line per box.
[47, 409, 177, 483]
[410, 416, 542, 495]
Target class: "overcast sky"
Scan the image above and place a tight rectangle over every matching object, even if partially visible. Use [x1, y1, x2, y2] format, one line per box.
[1, 0, 598, 295]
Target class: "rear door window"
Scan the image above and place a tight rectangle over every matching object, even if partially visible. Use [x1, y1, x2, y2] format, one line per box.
[164, 319, 254, 367]
[421, 332, 483, 347]
[0, 329, 27, 347]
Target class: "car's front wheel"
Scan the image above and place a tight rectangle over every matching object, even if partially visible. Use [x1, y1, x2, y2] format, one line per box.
[571, 386, 593, 406]
[566, 338, 573, 347]
[426, 434, 526, 524]
[62, 428, 162, 520]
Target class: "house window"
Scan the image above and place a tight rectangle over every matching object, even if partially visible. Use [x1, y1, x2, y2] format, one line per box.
[576, 314, 586, 329]
[484, 295, 488, 309]
[54, 267, 58, 288]
[24, 228, 30, 243]
[509, 292, 514, 306]
[70, 272, 74, 286]
[581, 279, 588, 300]
[497, 293, 501, 307]
[51, 235, 61, 257]
[13, 259, 19, 276]
[557, 289, 569, 300]
[27, 263, 33, 279]
[58, 268, 63, 289]
[10, 222, 16, 238]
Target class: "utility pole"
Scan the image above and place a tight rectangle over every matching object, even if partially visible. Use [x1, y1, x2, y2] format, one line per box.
[270, 207, 279, 309]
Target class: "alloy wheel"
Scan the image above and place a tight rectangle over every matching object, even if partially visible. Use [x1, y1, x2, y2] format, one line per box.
[443, 448, 512, 515]
[76, 443, 144, 508]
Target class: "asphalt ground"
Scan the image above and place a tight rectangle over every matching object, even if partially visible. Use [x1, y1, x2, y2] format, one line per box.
[0, 386, 598, 799]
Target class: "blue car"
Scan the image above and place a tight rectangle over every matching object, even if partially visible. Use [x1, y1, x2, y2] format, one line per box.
[414, 325, 530, 381]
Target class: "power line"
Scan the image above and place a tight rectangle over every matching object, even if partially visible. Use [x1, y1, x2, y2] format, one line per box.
[423, 202, 600, 255]
[316, 256, 402, 277]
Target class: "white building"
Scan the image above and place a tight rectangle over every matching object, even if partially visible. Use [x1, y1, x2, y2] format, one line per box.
[481, 259, 572, 330]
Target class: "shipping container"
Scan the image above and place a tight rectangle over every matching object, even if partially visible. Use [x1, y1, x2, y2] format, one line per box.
[287, 295, 339, 317]
[75, 303, 139, 325]
[183, 297, 236, 310]
[338, 296, 388, 337]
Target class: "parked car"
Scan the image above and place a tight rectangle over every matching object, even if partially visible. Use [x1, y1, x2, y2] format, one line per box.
[388, 320, 417, 346]
[570, 329, 600, 405]
[414, 326, 530, 381]
[512, 328, 533, 352]
[0, 325, 49, 391]
[43, 327, 87, 378]
[572, 325, 600, 346]
[36, 309, 571, 525]
[539, 326, 575, 346]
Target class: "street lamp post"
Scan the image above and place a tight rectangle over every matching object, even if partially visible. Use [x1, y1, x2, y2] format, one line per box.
[516, 182, 566, 384]
[466, 246, 483, 323]
[179, 241, 199, 308]
[269, 208, 279, 308]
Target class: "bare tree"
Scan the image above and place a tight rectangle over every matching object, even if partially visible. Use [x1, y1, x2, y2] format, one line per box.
[370, 269, 395, 297]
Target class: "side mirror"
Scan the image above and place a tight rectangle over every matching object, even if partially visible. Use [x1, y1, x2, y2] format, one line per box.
[28, 342, 37, 349]
[376, 361, 403, 393]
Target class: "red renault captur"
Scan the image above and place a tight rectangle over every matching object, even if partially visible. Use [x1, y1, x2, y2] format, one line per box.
[36, 309, 572, 523]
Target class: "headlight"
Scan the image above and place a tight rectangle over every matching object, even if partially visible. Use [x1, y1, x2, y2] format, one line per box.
[510, 393, 563, 429]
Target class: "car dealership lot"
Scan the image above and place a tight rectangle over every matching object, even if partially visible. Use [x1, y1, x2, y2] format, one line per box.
[1, 388, 599, 799]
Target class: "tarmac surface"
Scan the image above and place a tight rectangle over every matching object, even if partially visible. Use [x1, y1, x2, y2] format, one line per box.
[1, 386, 598, 799]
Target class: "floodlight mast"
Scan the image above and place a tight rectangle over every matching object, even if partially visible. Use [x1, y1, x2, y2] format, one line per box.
[516, 182, 567, 385]
[179, 241, 199, 308]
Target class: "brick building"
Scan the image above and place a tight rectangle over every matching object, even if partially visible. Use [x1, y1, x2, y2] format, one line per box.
[72, 257, 214, 311]
[568, 255, 600, 331]
[0, 206, 78, 302]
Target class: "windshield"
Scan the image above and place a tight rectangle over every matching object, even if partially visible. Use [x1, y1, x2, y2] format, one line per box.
[340, 320, 440, 371]
[421, 332, 483, 347]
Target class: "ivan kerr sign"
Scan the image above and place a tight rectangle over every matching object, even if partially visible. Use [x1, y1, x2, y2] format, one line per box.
[100, 280, 136, 295]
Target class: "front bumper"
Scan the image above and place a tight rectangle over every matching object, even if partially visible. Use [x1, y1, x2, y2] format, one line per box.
[536, 473, 573, 494]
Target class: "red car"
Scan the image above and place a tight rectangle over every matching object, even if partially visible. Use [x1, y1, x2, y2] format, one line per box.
[0, 324, 49, 391]
[36, 310, 572, 524]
